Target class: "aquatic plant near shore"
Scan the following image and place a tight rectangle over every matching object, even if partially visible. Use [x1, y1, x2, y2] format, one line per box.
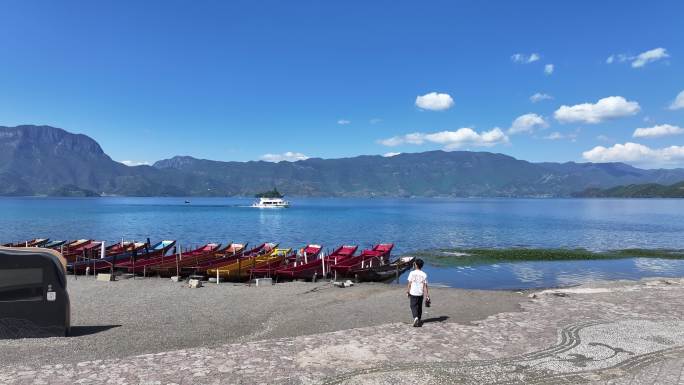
[412, 248, 684, 267]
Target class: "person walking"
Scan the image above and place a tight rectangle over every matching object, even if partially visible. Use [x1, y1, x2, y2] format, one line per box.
[406, 258, 429, 327]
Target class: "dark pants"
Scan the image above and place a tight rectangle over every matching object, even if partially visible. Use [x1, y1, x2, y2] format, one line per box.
[409, 294, 423, 320]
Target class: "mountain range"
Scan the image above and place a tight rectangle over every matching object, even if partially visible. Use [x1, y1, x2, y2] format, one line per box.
[2, 125, 684, 197]
[573, 181, 684, 198]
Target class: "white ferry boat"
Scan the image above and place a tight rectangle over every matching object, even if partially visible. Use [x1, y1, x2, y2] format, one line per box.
[251, 197, 290, 208]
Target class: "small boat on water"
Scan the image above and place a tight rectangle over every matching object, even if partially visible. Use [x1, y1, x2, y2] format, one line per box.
[251, 197, 290, 208]
[349, 256, 415, 282]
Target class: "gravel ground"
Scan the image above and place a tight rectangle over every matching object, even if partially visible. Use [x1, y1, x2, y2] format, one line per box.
[0, 276, 526, 366]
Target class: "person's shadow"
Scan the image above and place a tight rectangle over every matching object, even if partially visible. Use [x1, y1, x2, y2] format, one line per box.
[421, 316, 449, 324]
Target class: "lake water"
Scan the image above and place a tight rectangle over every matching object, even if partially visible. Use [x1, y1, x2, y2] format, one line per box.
[2, 197, 684, 289]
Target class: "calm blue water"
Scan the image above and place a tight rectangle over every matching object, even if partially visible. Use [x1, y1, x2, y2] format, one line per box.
[2, 197, 684, 289]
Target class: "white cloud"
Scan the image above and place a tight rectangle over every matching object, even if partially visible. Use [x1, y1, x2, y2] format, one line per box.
[415, 92, 454, 111]
[379, 127, 508, 150]
[596, 134, 611, 142]
[633, 124, 684, 138]
[582, 142, 684, 168]
[530, 92, 553, 103]
[606, 48, 669, 68]
[260, 152, 309, 162]
[337, 119, 351, 125]
[383, 152, 401, 157]
[120, 160, 150, 166]
[370, 118, 382, 124]
[544, 64, 554, 75]
[511, 53, 540, 63]
[554, 96, 640, 124]
[669, 90, 684, 110]
[508, 113, 549, 134]
[631, 47, 669, 68]
[544, 128, 580, 142]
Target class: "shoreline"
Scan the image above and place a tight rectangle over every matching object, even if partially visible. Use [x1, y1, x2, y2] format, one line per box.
[0, 278, 527, 367]
[2, 276, 683, 384]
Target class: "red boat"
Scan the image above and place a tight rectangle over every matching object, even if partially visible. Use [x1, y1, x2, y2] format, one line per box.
[62, 241, 103, 262]
[105, 241, 148, 256]
[273, 244, 328, 280]
[249, 248, 298, 279]
[323, 245, 358, 266]
[196, 242, 275, 273]
[2, 238, 50, 247]
[117, 243, 217, 274]
[329, 244, 394, 277]
[151, 242, 244, 276]
[70, 240, 176, 274]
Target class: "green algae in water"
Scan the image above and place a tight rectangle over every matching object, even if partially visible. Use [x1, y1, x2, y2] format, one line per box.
[414, 248, 684, 267]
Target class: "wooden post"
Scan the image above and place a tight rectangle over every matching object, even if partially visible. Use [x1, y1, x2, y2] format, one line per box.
[176, 246, 180, 278]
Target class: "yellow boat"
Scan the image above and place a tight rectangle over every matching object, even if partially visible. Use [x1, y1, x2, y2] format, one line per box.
[207, 245, 291, 280]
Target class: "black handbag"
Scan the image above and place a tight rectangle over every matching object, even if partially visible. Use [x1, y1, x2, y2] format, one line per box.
[425, 297, 431, 307]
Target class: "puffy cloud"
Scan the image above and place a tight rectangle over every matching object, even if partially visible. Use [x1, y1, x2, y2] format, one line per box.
[631, 47, 669, 68]
[383, 152, 401, 157]
[337, 119, 351, 125]
[379, 127, 508, 150]
[606, 48, 669, 68]
[554, 96, 640, 124]
[415, 92, 454, 111]
[260, 152, 309, 162]
[530, 92, 553, 103]
[669, 90, 684, 110]
[120, 160, 150, 166]
[508, 113, 549, 134]
[544, 64, 554, 75]
[633, 124, 684, 138]
[511, 53, 540, 63]
[582, 142, 684, 168]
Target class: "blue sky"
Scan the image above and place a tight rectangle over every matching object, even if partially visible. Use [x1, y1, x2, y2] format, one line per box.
[1, 1, 683, 168]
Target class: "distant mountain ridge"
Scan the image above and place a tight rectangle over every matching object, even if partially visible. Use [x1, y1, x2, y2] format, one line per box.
[573, 181, 684, 198]
[2, 125, 684, 197]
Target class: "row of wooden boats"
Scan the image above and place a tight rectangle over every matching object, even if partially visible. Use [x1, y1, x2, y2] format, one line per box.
[2, 238, 415, 282]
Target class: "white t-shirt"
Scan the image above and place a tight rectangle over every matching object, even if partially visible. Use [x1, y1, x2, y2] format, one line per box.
[407, 270, 428, 296]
